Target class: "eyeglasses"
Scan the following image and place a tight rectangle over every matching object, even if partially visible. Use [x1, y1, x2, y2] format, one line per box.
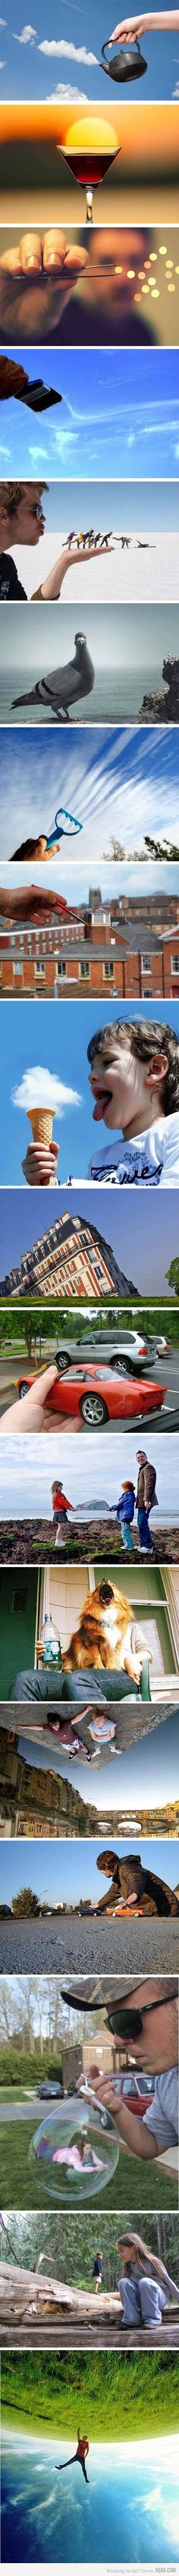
[107, 1987, 178, 2041]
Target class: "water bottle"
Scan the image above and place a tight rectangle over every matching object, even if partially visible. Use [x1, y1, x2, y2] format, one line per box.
[41, 1613, 61, 1667]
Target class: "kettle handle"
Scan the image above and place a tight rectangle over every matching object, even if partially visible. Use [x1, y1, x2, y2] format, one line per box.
[101, 32, 140, 52]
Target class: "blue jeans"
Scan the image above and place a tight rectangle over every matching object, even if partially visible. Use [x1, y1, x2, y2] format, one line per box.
[137, 1506, 154, 1552]
[119, 2274, 166, 2324]
[120, 1520, 133, 1553]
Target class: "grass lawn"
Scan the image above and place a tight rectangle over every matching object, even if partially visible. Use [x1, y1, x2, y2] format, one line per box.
[2, 2348, 179, 2440]
[0, 2119, 177, 2210]
[0, 2088, 36, 2103]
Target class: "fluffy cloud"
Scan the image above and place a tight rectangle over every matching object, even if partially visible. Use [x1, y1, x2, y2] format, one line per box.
[39, 34, 97, 55]
[14, 21, 36, 39]
[12, 1062, 81, 1115]
[46, 80, 88, 96]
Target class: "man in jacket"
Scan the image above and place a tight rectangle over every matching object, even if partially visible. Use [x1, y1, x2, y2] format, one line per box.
[136, 1450, 157, 1554]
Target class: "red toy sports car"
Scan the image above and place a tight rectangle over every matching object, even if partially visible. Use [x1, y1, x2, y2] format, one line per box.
[17, 1360, 166, 1426]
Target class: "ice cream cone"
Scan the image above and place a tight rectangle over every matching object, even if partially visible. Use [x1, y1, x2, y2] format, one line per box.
[27, 1107, 54, 1145]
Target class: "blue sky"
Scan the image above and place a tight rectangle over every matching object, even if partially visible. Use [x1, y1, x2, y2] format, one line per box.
[17, 1706, 179, 1812]
[1, 994, 179, 1186]
[0, 1181, 178, 1293]
[1, 722, 179, 876]
[0, 1831, 178, 1905]
[1, 2, 179, 100]
[3, 479, 179, 536]
[1, 348, 179, 482]
[0, 1426, 178, 1516]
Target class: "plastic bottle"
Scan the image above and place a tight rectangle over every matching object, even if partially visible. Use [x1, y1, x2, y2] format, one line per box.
[41, 1612, 61, 1667]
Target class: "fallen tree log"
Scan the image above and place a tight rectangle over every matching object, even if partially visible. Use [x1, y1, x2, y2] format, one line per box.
[0, 2260, 121, 2323]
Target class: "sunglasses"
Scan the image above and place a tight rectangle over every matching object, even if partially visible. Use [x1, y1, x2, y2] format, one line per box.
[107, 1987, 178, 2041]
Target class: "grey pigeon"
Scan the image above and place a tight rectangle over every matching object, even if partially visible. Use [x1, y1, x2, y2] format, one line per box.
[12, 631, 95, 724]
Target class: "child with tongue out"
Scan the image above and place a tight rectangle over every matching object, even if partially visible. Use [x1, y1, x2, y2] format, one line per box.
[86, 1014, 179, 1189]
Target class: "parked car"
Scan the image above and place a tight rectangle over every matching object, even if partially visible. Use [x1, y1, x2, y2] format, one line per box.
[112, 2073, 155, 2116]
[17, 1359, 166, 1427]
[37, 2079, 63, 2100]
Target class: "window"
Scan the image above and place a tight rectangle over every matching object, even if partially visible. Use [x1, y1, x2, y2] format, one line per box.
[103, 962, 114, 979]
[57, 961, 66, 979]
[141, 954, 151, 972]
[80, 962, 90, 979]
[171, 956, 179, 972]
[13, 962, 21, 976]
[34, 960, 45, 977]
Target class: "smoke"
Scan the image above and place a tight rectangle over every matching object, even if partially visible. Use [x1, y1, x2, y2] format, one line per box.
[11, 1063, 81, 1117]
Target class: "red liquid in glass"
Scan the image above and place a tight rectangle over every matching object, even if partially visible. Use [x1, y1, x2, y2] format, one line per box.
[61, 146, 117, 184]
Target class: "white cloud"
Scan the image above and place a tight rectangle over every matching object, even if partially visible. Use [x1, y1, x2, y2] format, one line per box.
[29, 445, 49, 460]
[39, 35, 97, 56]
[14, 20, 36, 39]
[0, 18, 7, 24]
[47, 80, 88, 96]
[11, 1062, 81, 1116]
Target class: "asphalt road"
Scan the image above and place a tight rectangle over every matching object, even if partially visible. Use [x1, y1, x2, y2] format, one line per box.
[0, 1915, 178, 1974]
[0, 1348, 179, 1431]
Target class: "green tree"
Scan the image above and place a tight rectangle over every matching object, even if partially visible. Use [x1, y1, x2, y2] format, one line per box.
[166, 1258, 179, 1299]
[11, 1889, 40, 1918]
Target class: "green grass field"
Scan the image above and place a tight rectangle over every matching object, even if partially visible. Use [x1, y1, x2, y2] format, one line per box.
[0, 2119, 177, 2210]
[2, 2348, 179, 2442]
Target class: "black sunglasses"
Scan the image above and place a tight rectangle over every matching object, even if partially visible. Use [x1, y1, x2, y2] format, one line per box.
[107, 1987, 178, 2040]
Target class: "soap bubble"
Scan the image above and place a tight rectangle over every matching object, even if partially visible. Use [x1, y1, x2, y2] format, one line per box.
[29, 2093, 118, 2202]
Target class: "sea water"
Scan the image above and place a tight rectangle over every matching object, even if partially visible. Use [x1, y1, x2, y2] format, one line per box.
[0, 663, 167, 726]
[1, 2430, 178, 2564]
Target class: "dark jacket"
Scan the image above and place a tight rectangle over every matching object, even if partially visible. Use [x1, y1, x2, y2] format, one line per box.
[116, 1486, 135, 1524]
[137, 1461, 157, 1511]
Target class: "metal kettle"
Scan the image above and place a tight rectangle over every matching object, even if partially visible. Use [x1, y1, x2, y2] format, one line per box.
[101, 33, 147, 77]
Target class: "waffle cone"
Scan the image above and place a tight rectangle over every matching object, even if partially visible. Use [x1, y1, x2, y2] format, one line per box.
[27, 1107, 54, 1145]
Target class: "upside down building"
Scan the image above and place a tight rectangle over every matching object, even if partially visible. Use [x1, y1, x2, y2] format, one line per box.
[0, 1210, 138, 1302]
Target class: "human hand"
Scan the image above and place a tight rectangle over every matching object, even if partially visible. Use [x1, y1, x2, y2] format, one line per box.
[0, 1360, 60, 1433]
[61, 541, 115, 576]
[0, 884, 61, 922]
[108, 14, 149, 39]
[109, 8, 179, 27]
[21, 1139, 59, 1186]
[0, 231, 89, 345]
[77, 2074, 116, 2114]
[0, 354, 29, 397]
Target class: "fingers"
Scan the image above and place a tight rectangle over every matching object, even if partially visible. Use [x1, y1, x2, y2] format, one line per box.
[18, 232, 44, 272]
[42, 228, 68, 269]
[21, 1142, 58, 1186]
[64, 246, 89, 275]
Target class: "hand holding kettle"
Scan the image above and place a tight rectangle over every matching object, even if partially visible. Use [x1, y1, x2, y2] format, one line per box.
[108, 8, 179, 40]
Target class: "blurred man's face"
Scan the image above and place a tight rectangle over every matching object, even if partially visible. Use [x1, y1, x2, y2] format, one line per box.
[112, 1981, 178, 2071]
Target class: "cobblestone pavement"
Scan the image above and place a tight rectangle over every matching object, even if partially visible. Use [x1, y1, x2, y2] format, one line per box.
[0, 1915, 178, 1974]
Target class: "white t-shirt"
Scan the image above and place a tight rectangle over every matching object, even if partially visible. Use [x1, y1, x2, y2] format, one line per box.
[86, 1111, 179, 1187]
